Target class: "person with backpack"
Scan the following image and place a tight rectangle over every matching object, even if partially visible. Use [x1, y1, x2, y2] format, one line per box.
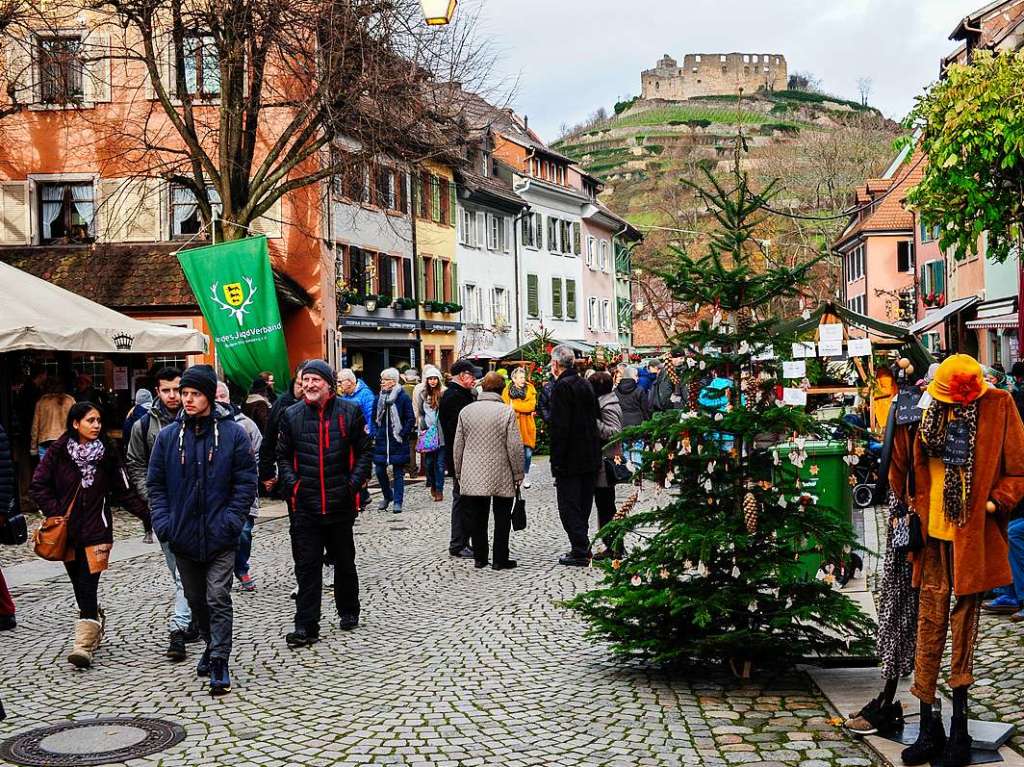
[148, 365, 257, 696]
[650, 350, 688, 412]
[126, 367, 199, 661]
[277, 360, 373, 647]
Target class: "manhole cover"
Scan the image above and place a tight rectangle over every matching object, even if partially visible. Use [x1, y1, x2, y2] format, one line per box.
[0, 717, 186, 766]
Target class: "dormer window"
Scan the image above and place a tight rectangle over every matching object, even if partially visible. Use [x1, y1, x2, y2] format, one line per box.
[480, 151, 491, 177]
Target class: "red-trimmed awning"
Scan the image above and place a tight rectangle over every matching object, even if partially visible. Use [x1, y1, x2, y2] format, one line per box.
[966, 313, 1018, 331]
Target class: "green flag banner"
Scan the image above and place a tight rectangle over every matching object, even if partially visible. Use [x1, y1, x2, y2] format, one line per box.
[177, 236, 291, 389]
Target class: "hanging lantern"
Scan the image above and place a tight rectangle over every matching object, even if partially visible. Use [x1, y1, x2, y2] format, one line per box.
[420, 0, 457, 25]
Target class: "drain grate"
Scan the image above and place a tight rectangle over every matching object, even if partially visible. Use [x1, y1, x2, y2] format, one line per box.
[0, 717, 186, 766]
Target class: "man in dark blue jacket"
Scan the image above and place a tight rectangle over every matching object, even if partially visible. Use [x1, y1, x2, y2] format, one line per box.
[277, 359, 373, 647]
[148, 365, 257, 696]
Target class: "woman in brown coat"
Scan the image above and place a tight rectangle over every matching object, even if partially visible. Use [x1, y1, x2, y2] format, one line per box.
[889, 354, 1024, 767]
[453, 373, 524, 571]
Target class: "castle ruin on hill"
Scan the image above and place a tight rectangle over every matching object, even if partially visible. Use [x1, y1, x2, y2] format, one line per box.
[641, 53, 788, 101]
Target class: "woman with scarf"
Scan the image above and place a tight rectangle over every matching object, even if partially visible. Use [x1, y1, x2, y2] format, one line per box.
[414, 365, 447, 502]
[373, 368, 416, 514]
[502, 367, 537, 488]
[30, 401, 149, 669]
[891, 354, 1024, 767]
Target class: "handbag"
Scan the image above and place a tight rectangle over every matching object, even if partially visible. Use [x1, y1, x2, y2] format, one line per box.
[511, 491, 527, 531]
[33, 487, 78, 562]
[0, 514, 28, 546]
[605, 456, 632, 485]
[416, 422, 441, 453]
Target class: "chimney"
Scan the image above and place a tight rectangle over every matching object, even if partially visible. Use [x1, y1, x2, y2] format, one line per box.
[524, 115, 529, 131]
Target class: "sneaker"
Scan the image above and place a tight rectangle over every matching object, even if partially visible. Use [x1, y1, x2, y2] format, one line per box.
[237, 573, 256, 592]
[0, 615, 15, 631]
[393, 504, 402, 514]
[166, 630, 187, 662]
[559, 553, 592, 567]
[1012, 609, 1024, 622]
[209, 658, 231, 696]
[845, 700, 903, 735]
[449, 546, 474, 559]
[196, 646, 212, 677]
[285, 628, 320, 648]
[376, 499, 390, 511]
[523, 476, 531, 489]
[339, 613, 360, 631]
[981, 594, 1020, 614]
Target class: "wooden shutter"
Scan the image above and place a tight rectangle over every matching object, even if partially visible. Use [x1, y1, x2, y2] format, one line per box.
[527, 274, 539, 318]
[566, 279, 577, 320]
[475, 212, 485, 249]
[573, 222, 581, 255]
[397, 171, 408, 214]
[251, 195, 283, 239]
[0, 181, 30, 244]
[5, 35, 35, 104]
[145, 29, 174, 99]
[448, 182, 457, 226]
[83, 30, 111, 103]
[431, 177, 441, 222]
[418, 256, 428, 301]
[521, 215, 529, 247]
[450, 261, 458, 303]
[97, 178, 161, 242]
[551, 277, 563, 318]
[503, 217, 510, 253]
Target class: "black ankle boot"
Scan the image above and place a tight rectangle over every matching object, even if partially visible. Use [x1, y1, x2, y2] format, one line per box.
[940, 688, 973, 767]
[901, 702, 946, 766]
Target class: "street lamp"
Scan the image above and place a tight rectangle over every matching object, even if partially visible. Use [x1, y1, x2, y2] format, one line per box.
[420, 0, 456, 25]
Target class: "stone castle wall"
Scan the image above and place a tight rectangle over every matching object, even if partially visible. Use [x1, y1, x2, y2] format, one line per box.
[641, 53, 788, 101]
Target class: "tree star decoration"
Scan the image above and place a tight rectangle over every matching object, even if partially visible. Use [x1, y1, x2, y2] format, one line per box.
[809, 464, 820, 476]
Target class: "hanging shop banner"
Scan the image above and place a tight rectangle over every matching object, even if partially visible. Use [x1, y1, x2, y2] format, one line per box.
[177, 236, 291, 388]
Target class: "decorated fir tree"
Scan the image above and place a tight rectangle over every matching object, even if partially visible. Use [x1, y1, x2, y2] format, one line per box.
[568, 168, 874, 669]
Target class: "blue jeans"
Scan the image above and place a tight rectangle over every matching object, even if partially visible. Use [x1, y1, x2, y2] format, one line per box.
[424, 450, 446, 492]
[524, 447, 533, 475]
[234, 517, 255, 579]
[375, 463, 405, 507]
[161, 540, 191, 632]
[1008, 517, 1024, 604]
[625, 440, 644, 467]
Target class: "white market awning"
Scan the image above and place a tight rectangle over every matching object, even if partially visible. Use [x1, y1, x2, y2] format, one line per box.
[0, 260, 209, 354]
[907, 296, 980, 334]
[966, 313, 1018, 331]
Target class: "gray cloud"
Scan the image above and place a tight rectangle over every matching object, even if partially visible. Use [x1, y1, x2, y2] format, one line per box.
[474, 0, 972, 142]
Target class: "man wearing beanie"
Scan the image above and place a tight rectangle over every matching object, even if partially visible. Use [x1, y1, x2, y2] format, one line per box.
[243, 376, 271, 437]
[277, 359, 373, 646]
[148, 365, 258, 696]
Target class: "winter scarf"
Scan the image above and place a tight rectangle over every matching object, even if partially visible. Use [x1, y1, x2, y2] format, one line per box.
[919, 400, 979, 527]
[376, 387, 403, 443]
[67, 438, 105, 488]
[507, 381, 528, 400]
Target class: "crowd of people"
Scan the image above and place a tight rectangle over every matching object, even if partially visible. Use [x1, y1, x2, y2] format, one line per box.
[0, 346, 657, 696]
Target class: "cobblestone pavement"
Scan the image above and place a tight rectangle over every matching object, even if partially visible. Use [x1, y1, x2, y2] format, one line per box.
[1, 460, 881, 767]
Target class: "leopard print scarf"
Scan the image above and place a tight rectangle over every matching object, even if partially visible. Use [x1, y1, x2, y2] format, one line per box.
[918, 400, 978, 527]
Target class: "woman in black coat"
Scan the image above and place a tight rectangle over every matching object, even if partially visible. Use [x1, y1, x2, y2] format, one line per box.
[30, 402, 149, 669]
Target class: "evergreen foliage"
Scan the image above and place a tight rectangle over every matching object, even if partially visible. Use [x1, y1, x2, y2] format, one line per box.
[567, 167, 874, 668]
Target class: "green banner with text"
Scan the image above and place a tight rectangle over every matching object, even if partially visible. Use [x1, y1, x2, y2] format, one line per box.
[177, 236, 291, 390]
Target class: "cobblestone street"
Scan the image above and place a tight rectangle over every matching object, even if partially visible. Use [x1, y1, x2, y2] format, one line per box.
[3, 460, 883, 766]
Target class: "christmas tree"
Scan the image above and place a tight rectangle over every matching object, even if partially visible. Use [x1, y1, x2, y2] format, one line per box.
[568, 166, 874, 669]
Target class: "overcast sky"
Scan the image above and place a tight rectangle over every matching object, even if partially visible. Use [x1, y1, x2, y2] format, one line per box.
[467, 0, 974, 142]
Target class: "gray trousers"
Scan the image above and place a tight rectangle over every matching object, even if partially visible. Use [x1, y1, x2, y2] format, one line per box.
[448, 478, 470, 553]
[175, 549, 235, 660]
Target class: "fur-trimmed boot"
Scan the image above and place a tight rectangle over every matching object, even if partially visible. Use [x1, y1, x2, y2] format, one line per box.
[67, 619, 102, 669]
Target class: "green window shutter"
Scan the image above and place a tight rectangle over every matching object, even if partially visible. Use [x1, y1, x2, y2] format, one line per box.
[552, 277, 563, 318]
[935, 263, 945, 295]
[573, 222, 581, 255]
[521, 215, 529, 246]
[449, 183, 457, 226]
[451, 261, 459, 303]
[527, 274, 539, 318]
[566, 279, 577, 320]
[431, 177, 441, 222]
[418, 257, 427, 301]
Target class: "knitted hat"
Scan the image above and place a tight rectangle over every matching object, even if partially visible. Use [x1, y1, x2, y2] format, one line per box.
[928, 354, 988, 405]
[179, 365, 218, 404]
[250, 376, 269, 395]
[134, 389, 153, 406]
[301, 359, 336, 389]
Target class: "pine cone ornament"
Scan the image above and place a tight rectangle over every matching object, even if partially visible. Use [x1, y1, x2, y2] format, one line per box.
[614, 490, 640, 521]
[736, 307, 753, 335]
[687, 380, 701, 409]
[743, 492, 759, 534]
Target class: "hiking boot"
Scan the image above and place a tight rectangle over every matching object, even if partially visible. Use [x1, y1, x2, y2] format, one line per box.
[0, 615, 15, 631]
[237, 573, 256, 592]
[285, 628, 320, 648]
[67, 619, 102, 669]
[845, 700, 903, 735]
[339, 613, 360, 631]
[196, 646, 212, 677]
[209, 658, 231, 696]
[166, 630, 187, 662]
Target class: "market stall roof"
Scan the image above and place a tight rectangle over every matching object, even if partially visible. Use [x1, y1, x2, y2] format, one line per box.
[907, 296, 980, 334]
[0, 260, 209, 354]
[500, 338, 596, 360]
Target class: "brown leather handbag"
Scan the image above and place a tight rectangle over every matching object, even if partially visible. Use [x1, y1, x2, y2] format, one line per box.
[33, 488, 78, 561]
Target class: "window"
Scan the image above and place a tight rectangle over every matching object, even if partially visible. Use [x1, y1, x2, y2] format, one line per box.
[459, 208, 481, 247]
[348, 246, 374, 295]
[566, 279, 577, 320]
[431, 177, 442, 222]
[526, 273, 539, 318]
[599, 240, 609, 271]
[586, 236, 596, 268]
[374, 166, 395, 210]
[378, 254, 399, 298]
[844, 244, 865, 283]
[897, 240, 914, 273]
[588, 296, 599, 329]
[521, 212, 537, 248]
[551, 277, 563, 318]
[39, 181, 95, 243]
[601, 299, 611, 331]
[171, 184, 222, 237]
[182, 34, 220, 98]
[920, 260, 946, 299]
[463, 282, 481, 323]
[547, 216, 558, 252]
[491, 286, 509, 326]
[440, 347, 454, 373]
[487, 214, 499, 250]
[401, 258, 413, 299]
[480, 151, 491, 177]
[847, 293, 866, 315]
[920, 220, 941, 243]
[38, 35, 84, 104]
[439, 178, 450, 224]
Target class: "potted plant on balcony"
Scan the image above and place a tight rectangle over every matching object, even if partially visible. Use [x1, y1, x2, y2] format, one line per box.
[392, 297, 417, 312]
[936, 293, 946, 308]
[442, 302, 463, 314]
[376, 294, 394, 310]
